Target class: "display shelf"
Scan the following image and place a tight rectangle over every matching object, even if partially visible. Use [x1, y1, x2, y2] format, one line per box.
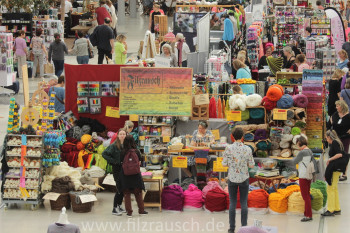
[139, 123, 173, 126]
[8, 166, 41, 169]
[6, 155, 41, 158]
[5, 176, 40, 179]
[7, 145, 42, 148]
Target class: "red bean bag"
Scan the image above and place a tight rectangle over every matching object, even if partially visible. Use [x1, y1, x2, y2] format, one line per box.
[248, 189, 269, 208]
[205, 187, 228, 212]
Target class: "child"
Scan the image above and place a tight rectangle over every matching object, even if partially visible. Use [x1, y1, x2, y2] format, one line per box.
[233, 85, 243, 94]
[115, 34, 127, 65]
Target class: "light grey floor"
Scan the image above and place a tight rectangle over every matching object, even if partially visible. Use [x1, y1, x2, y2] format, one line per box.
[1, 13, 350, 233]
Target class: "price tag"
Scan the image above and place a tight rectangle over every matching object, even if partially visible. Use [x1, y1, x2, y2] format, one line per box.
[139, 136, 146, 141]
[79, 194, 97, 203]
[163, 136, 170, 143]
[226, 111, 242, 122]
[213, 157, 228, 172]
[172, 156, 188, 168]
[102, 174, 116, 186]
[273, 109, 287, 120]
[211, 129, 220, 141]
[105, 106, 120, 118]
[129, 114, 139, 121]
[43, 192, 61, 201]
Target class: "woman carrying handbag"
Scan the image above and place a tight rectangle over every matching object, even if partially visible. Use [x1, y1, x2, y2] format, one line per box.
[70, 31, 93, 64]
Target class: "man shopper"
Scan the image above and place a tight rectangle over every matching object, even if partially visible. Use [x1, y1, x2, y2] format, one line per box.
[63, 0, 73, 38]
[222, 127, 255, 233]
[90, 17, 114, 64]
[95, 0, 112, 25]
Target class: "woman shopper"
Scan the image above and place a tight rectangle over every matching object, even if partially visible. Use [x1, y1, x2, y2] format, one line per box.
[340, 78, 350, 110]
[48, 33, 68, 77]
[14, 31, 28, 79]
[290, 54, 310, 72]
[102, 128, 127, 216]
[282, 46, 295, 69]
[149, 4, 163, 33]
[258, 46, 272, 70]
[328, 69, 346, 117]
[70, 31, 93, 64]
[115, 34, 127, 65]
[322, 130, 349, 216]
[293, 136, 314, 222]
[233, 59, 251, 79]
[106, 0, 118, 37]
[337, 49, 349, 72]
[120, 135, 148, 217]
[161, 44, 178, 67]
[110, 120, 136, 144]
[30, 29, 47, 78]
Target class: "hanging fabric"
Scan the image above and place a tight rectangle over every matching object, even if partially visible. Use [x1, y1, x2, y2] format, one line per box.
[209, 96, 217, 118]
[217, 97, 223, 118]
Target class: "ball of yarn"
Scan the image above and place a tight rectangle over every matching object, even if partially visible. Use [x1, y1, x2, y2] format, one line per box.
[97, 144, 105, 154]
[244, 133, 255, 142]
[287, 110, 294, 119]
[291, 127, 301, 136]
[310, 188, 324, 211]
[293, 94, 309, 108]
[81, 125, 91, 135]
[244, 142, 257, 153]
[283, 126, 291, 134]
[81, 134, 92, 145]
[72, 126, 83, 140]
[107, 131, 115, 138]
[269, 192, 288, 213]
[293, 150, 300, 157]
[277, 94, 294, 109]
[281, 149, 292, 158]
[246, 94, 263, 107]
[294, 121, 306, 129]
[77, 142, 85, 150]
[272, 149, 281, 157]
[248, 189, 269, 208]
[284, 119, 295, 127]
[256, 150, 268, 158]
[256, 140, 272, 150]
[254, 129, 268, 141]
[241, 110, 250, 121]
[271, 141, 280, 150]
[288, 192, 305, 214]
[311, 180, 327, 207]
[279, 141, 290, 149]
[249, 108, 265, 119]
[262, 96, 277, 111]
[281, 134, 293, 142]
[266, 84, 284, 101]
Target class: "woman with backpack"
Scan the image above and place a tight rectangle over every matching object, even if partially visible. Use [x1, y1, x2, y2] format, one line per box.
[293, 136, 315, 222]
[102, 128, 127, 216]
[120, 135, 148, 217]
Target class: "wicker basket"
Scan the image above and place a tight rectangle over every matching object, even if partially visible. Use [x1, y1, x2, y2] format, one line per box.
[168, 144, 184, 151]
[69, 193, 93, 213]
[50, 193, 71, 210]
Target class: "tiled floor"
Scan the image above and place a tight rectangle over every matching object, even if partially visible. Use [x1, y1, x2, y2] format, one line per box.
[1, 13, 350, 233]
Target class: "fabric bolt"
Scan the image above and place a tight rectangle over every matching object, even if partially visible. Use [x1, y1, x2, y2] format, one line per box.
[310, 188, 323, 211]
[299, 179, 312, 217]
[311, 180, 327, 207]
[205, 186, 228, 212]
[184, 184, 204, 208]
[327, 171, 342, 212]
[161, 185, 184, 211]
[228, 179, 249, 231]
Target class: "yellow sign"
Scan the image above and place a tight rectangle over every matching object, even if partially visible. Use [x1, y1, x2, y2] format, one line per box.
[211, 129, 220, 140]
[172, 156, 188, 168]
[139, 136, 145, 141]
[213, 157, 228, 172]
[129, 114, 139, 121]
[226, 111, 242, 121]
[120, 68, 193, 116]
[105, 106, 120, 118]
[163, 136, 170, 143]
[273, 109, 287, 120]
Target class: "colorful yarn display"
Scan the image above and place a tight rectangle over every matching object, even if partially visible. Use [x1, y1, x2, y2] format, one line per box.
[291, 127, 301, 136]
[310, 188, 324, 211]
[256, 150, 268, 158]
[246, 94, 263, 107]
[244, 133, 255, 142]
[277, 94, 294, 109]
[48, 92, 56, 130]
[266, 84, 284, 101]
[311, 181, 327, 207]
[256, 140, 271, 150]
[42, 99, 49, 133]
[262, 96, 277, 111]
[248, 189, 269, 208]
[281, 149, 292, 158]
[288, 192, 305, 214]
[293, 94, 309, 108]
[254, 129, 268, 141]
[241, 110, 250, 121]
[287, 110, 294, 119]
[249, 108, 265, 119]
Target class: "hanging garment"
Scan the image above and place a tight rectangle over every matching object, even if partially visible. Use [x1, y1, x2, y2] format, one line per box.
[209, 96, 217, 118]
[229, 15, 238, 36]
[217, 97, 223, 118]
[222, 18, 234, 42]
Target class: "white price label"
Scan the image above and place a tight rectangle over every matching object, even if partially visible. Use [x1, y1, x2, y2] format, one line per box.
[102, 174, 116, 186]
[79, 194, 97, 203]
[43, 192, 61, 201]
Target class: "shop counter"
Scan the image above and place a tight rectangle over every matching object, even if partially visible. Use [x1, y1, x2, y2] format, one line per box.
[71, 25, 92, 33]
[143, 177, 163, 212]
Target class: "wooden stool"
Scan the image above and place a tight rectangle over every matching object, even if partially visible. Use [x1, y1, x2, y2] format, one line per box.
[254, 175, 285, 192]
[143, 177, 163, 212]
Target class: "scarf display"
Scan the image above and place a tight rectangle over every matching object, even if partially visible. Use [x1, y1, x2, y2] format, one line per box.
[177, 39, 184, 66]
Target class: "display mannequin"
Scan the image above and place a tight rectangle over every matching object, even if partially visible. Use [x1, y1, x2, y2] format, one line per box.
[47, 207, 81, 233]
[57, 207, 70, 224]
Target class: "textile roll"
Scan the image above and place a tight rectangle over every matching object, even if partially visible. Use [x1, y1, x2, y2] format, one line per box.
[287, 110, 294, 119]
[256, 150, 268, 158]
[281, 149, 292, 158]
[288, 192, 305, 214]
[266, 84, 284, 101]
[281, 134, 293, 142]
[256, 140, 272, 150]
[244, 142, 257, 153]
[310, 188, 323, 211]
[246, 94, 263, 107]
[241, 110, 250, 121]
[291, 127, 301, 136]
[272, 149, 281, 157]
[262, 96, 277, 111]
[277, 94, 294, 109]
[311, 180, 327, 207]
[284, 119, 295, 127]
[283, 126, 291, 134]
[293, 94, 309, 108]
[254, 129, 268, 141]
[249, 108, 265, 119]
[248, 189, 269, 208]
[244, 133, 255, 142]
[271, 141, 280, 150]
[279, 141, 290, 149]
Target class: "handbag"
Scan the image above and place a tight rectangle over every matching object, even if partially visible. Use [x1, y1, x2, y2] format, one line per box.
[87, 39, 94, 59]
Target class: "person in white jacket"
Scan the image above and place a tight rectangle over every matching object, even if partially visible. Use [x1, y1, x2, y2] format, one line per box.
[175, 33, 190, 67]
[107, 0, 118, 38]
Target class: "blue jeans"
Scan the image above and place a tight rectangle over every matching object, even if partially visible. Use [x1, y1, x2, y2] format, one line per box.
[77, 55, 89, 64]
[53, 60, 64, 77]
[228, 179, 249, 231]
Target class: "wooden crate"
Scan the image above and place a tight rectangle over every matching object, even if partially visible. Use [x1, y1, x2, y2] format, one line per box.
[154, 15, 168, 37]
[276, 72, 303, 85]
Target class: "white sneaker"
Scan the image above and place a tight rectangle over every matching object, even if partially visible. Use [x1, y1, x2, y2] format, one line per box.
[112, 207, 122, 216]
[118, 206, 126, 213]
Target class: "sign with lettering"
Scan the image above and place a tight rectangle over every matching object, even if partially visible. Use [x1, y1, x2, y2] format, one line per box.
[273, 109, 287, 120]
[155, 55, 171, 67]
[213, 157, 228, 172]
[120, 68, 193, 116]
[172, 156, 188, 168]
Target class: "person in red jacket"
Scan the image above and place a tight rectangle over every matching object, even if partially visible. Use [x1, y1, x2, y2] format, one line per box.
[95, 0, 111, 25]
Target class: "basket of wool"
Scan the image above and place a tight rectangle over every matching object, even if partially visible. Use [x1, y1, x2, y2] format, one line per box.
[293, 94, 308, 108]
[244, 142, 257, 153]
[241, 110, 250, 121]
[248, 189, 269, 208]
[311, 180, 327, 207]
[266, 84, 284, 101]
[246, 94, 263, 107]
[254, 129, 268, 141]
[262, 96, 277, 111]
[288, 192, 305, 214]
[310, 188, 324, 211]
[256, 140, 272, 150]
[244, 132, 255, 142]
[249, 108, 265, 119]
[277, 94, 294, 109]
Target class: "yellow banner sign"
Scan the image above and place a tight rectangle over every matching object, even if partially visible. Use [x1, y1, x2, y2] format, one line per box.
[105, 106, 120, 118]
[226, 111, 242, 122]
[129, 114, 139, 121]
[172, 156, 188, 168]
[213, 157, 228, 172]
[120, 68, 193, 116]
[273, 109, 287, 120]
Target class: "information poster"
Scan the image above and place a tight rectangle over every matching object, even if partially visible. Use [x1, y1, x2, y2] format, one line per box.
[172, 156, 188, 168]
[213, 157, 228, 172]
[273, 109, 287, 120]
[120, 68, 193, 116]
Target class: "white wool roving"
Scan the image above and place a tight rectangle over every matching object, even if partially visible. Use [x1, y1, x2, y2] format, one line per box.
[246, 94, 263, 107]
[229, 94, 247, 111]
[281, 134, 293, 142]
[45, 162, 82, 191]
[280, 141, 290, 149]
[41, 175, 55, 192]
[103, 138, 112, 148]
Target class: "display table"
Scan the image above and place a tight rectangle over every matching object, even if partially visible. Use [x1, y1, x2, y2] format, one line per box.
[254, 175, 285, 192]
[143, 177, 163, 212]
[71, 25, 92, 33]
[168, 149, 225, 154]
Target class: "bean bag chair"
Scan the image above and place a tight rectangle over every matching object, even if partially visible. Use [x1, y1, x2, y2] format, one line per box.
[161, 185, 184, 211]
[184, 184, 204, 209]
[310, 188, 324, 211]
[311, 180, 327, 207]
[246, 94, 263, 107]
[293, 94, 308, 108]
[261, 96, 277, 111]
[202, 181, 223, 198]
[205, 187, 228, 212]
[288, 192, 305, 214]
[248, 189, 269, 208]
[266, 84, 284, 101]
[277, 94, 294, 109]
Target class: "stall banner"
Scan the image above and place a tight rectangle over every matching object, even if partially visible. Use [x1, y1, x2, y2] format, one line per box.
[120, 68, 193, 116]
[213, 157, 228, 172]
[172, 156, 188, 168]
[325, 7, 346, 55]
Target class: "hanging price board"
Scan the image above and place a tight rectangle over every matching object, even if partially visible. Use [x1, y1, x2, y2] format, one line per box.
[226, 111, 242, 122]
[273, 109, 287, 120]
[172, 156, 188, 168]
[211, 129, 220, 140]
[213, 157, 228, 172]
[105, 106, 120, 118]
[79, 194, 98, 203]
[129, 114, 139, 121]
[163, 136, 170, 143]
[43, 192, 61, 201]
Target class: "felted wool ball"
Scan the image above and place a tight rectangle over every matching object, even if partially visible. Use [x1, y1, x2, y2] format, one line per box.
[244, 142, 257, 153]
[284, 119, 295, 127]
[81, 125, 91, 135]
[281, 149, 292, 158]
[293, 94, 308, 108]
[256, 150, 268, 158]
[272, 149, 281, 157]
[256, 140, 272, 150]
[293, 150, 300, 157]
[280, 141, 290, 149]
[244, 132, 255, 142]
[262, 96, 277, 111]
[291, 127, 301, 136]
[281, 134, 293, 142]
[249, 108, 265, 119]
[246, 94, 263, 107]
[271, 141, 280, 150]
[77, 142, 85, 150]
[254, 129, 268, 141]
[241, 110, 250, 121]
[295, 121, 306, 129]
[277, 94, 294, 109]
[283, 126, 291, 134]
[287, 110, 294, 119]
[81, 134, 92, 145]
[266, 84, 284, 101]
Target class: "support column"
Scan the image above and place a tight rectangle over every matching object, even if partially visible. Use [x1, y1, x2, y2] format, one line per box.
[118, 0, 125, 24]
[130, 0, 137, 18]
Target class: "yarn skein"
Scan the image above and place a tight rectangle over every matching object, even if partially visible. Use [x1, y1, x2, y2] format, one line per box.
[262, 96, 277, 111]
[249, 108, 265, 119]
[266, 84, 284, 101]
[277, 94, 294, 109]
[291, 127, 301, 136]
[293, 94, 309, 108]
[254, 129, 268, 141]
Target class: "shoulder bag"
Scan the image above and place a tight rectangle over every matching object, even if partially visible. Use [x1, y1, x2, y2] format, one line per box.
[86, 39, 94, 59]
